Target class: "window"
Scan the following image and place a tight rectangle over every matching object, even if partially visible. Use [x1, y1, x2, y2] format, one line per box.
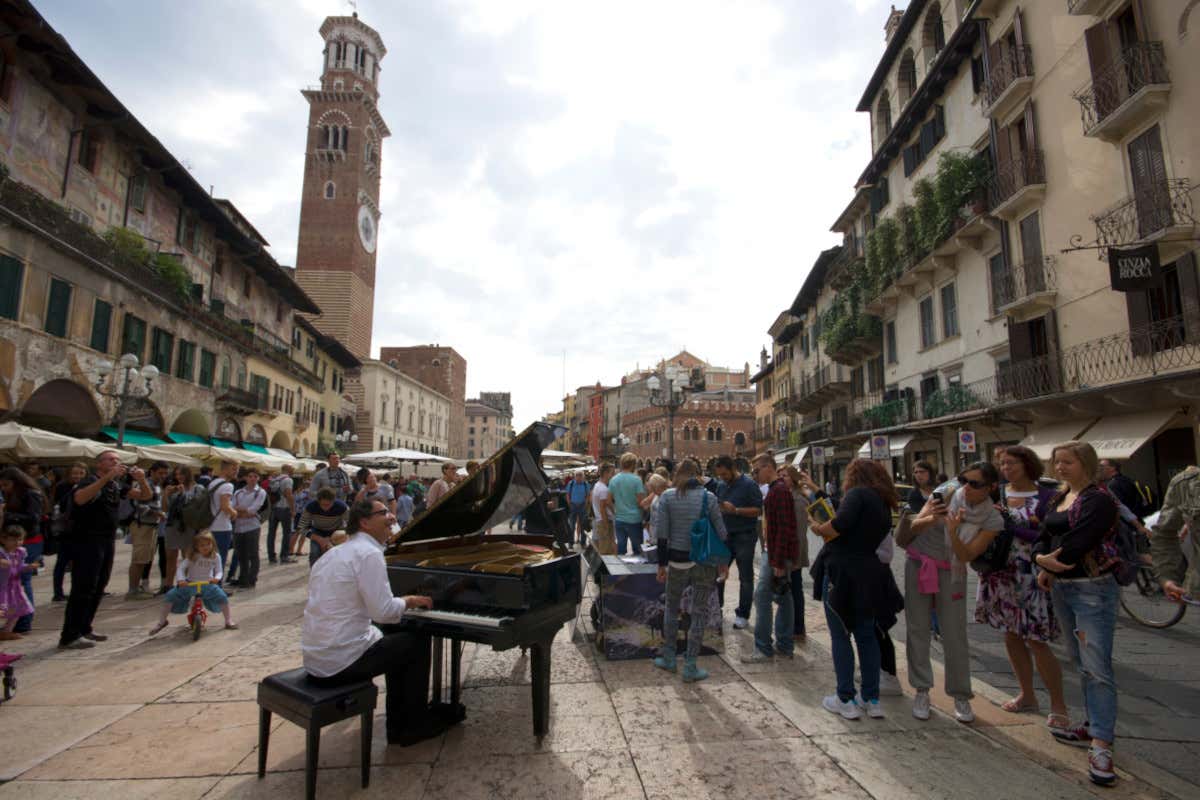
[885, 320, 898, 364]
[90, 299, 112, 352]
[0, 254, 23, 320]
[971, 54, 985, 95]
[875, 95, 892, 145]
[920, 373, 940, 406]
[128, 174, 147, 213]
[898, 50, 918, 104]
[324, 181, 335, 199]
[44, 278, 72, 337]
[242, 271, 251, 298]
[918, 296, 935, 349]
[940, 282, 959, 338]
[716, 428, 723, 441]
[306, 338, 315, 358]
[176, 340, 196, 382]
[176, 210, 198, 251]
[292, 327, 301, 348]
[850, 366, 865, 398]
[120, 314, 147, 361]
[214, 247, 224, 276]
[249, 373, 270, 408]
[198, 349, 216, 388]
[150, 327, 174, 373]
[988, 252, 1008, 314]
[469, 426, 475, 434]
[77, 129, 100, 173]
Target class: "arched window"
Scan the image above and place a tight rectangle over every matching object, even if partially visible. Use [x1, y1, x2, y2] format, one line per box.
[898, 50, 918, 104]
[875, 94, 892, 146]
[716, 427, 723, 441]
[923, 3, 946, 58]
[734, 432, 746, 447]
[706, 426, 715, 441]
[324, 181, 335, 199]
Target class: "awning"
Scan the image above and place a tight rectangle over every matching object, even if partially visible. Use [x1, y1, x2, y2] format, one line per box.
[1083, 409, 1179, 461]
[889, 432, 916, 457]
[212, 437, 239, 450]
[0, 421, 138, 464]
[168, 432, 210, 445]
[793, 446, 810, 465]
[267, 447, 296, 460]
[100, 426, 170, 447]
[132, 446, 204, 468]
[1020, 419, 1099, 460]
[241, 442, 270, 455]
[858, 440, 871, 458]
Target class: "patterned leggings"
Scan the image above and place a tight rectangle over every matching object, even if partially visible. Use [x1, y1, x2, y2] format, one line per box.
[663, 563, 718, 660]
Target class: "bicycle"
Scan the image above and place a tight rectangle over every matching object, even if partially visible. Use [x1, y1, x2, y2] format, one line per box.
[183, 580, 212, 642]
[1119, 527, 1189, 629]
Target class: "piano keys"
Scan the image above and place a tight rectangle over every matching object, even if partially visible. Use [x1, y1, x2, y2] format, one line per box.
[385, 422, 582, 736]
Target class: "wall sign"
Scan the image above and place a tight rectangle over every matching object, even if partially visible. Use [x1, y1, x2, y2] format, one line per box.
[1108, 244, 1162, 291]
[812, 446, 826, 465]
[958, 430, 977, 454]
[870, 435, 890, 461]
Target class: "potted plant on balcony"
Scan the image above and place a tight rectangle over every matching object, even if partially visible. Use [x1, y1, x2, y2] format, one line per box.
[935, 151, 990, 229]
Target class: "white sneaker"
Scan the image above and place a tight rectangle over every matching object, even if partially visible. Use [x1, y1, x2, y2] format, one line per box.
[912, 689, 931, 720]
[733, 615, 749, 630]
[879, 672, 903, 696]
[740, 649, 772, 664]
[862, 698, 885, 719]
[823, 695, 862, 720]
[954, 699, 975, 724]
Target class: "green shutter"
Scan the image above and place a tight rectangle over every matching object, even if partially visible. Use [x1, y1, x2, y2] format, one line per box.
[121, 314, 146, 361]
[44, 278, 72, 337]
[198, 349, 216, 388]
[176, 340, 195, 381]
[0, 255, 23, 320]
[151, 328, 174, 373]
[90, 299, 112, 352]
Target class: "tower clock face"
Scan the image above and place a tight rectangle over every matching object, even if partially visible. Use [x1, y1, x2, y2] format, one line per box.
[357, 205, 377, 254]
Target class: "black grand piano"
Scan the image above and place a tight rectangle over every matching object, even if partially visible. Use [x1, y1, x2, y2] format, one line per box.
[384, 422, 582, 736]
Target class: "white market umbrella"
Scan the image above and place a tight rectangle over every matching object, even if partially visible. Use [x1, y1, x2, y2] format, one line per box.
[0, 421, 138, 464]
[344, 447, 453, 467]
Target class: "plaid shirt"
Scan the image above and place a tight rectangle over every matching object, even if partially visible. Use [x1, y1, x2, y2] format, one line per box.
[763, 478, 799, 570]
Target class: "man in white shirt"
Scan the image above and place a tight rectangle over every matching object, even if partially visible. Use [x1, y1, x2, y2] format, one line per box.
[302, 498, 456, 746]
[590, 464, 615, 555]
[229, 469, 267, 588]
[207, 460, 238, 582]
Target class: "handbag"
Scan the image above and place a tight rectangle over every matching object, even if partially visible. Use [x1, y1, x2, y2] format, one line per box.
[688, 491, 730, 566]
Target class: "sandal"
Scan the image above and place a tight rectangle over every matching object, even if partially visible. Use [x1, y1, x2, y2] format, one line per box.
[225, 622, 239, 630]
[1001, 697, 1040, 714]
[148, 620, 168, 637]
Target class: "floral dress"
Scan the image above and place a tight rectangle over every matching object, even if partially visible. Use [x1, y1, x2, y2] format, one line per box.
[0, 546, 35, 627]
[974, 487, 1059, 642]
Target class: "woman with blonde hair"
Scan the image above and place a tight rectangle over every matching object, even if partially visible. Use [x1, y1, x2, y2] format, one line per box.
[1034, 440, 1121, 787]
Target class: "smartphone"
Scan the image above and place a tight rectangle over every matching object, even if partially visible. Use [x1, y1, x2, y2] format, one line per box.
[931, 490, 945, 505]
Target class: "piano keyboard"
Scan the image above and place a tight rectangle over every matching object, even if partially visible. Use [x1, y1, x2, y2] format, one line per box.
[404, 607, 514, 629]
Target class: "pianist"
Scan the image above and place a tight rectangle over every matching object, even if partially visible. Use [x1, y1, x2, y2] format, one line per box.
[301, 498, 454, 745]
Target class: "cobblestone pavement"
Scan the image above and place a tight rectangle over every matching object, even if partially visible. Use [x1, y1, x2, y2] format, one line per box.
[0, 534, 1191, 799]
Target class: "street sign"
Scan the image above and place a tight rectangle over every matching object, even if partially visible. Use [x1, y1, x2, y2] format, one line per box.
[812, 446, 826, 465]
[958, 430, 977, 454]
[870, 435, 890, 460]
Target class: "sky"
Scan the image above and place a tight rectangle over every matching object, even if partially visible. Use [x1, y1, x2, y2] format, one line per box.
[38, 0, 896, 428]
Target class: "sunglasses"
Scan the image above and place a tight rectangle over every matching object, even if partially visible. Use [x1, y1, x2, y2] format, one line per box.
[957, 477, 991, 490]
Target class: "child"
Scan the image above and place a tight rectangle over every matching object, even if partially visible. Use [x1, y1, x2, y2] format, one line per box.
[0, 527, 37, 640]
[330, 530, 349, 546]
[149, 532, 237, 635]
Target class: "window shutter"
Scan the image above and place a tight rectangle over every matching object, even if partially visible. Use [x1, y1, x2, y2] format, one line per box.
[45, 279, 71, 337]
[995, 119, 1013, 170]
[933, 105, 946, 141]
[1125, 291, 1153, 357]
[90, 299, 112, 352]
[903, 145, 917, 176]
[1176, 252, 1200, 342]
[1129, 125, 1170, 237]
[1023, 101, 1039, 155]
[1008, 318, 1034, 363]
[0, 254, 23, 320]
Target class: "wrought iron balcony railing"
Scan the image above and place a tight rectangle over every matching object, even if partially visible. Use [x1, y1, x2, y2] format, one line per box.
[1089, 178, 1195, 248]
[985, 45, 1034, 108]
[992, 256, 1057, 310]
[988, 150, 1046, 209]
[1073, 42, 1170, 134]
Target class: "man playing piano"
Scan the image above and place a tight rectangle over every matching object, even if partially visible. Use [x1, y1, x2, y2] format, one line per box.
[301, 498, 459, 745]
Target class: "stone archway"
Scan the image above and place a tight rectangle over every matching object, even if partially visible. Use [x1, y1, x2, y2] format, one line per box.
[270, 430, 293, 451]
[171, 408, 211, 438]
[216, 417, 242, 442]
[246, 424, 268, 445]
[121, 397, 166, 435]
[19, 378, 103, 436]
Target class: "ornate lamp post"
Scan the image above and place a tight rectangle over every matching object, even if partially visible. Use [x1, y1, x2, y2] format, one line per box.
[94, 353, 158, 449]
[610, 432, 630, 460]
[335, 428, 359, 454]
[646, 369, 686, 462]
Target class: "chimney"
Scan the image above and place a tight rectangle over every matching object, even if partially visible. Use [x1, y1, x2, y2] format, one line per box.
[884, 5, 905, 43]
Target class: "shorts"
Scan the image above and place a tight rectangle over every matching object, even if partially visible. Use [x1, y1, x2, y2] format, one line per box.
[592, 519, 616, 555]
[164, 526, 194, 552]
[129, 522, 159, 564]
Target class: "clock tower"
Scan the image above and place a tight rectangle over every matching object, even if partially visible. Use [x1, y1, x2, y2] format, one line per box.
[293, 13, 388, 359]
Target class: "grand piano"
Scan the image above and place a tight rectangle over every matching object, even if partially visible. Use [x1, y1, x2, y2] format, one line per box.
[385, 422, 582, 736]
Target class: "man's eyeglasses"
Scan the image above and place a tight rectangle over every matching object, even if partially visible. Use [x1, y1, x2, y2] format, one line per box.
[364, 509, 390, 518]
[957, 477, 990, 490]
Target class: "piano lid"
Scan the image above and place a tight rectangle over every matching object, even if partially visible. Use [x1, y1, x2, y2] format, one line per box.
[385, 421, 567, 548]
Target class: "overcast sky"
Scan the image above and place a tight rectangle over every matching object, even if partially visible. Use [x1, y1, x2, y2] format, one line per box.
[39, 0, 894, 427]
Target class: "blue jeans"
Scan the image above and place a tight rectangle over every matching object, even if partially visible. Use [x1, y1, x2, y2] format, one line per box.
[567, 503, 587, 544]
[717, 530, 757, 619]
[1052, 575, 1119, 743]
[614, 521, 643, 555]
[212, 530, 233, 582]
[753, 551, 795, 656]
[15, 540, 42, 632]
[823, 575, 881, 702]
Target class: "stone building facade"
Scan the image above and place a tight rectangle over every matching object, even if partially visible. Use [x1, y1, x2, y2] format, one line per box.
[378, 345, 467, 457]
[465, 399, 513, 461]
[624, 389, 755, 470]
[346, 359, 450, 456]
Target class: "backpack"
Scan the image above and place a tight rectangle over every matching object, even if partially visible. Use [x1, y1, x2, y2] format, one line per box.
[1066, 485, 1138, 586]
[971, 511, 1016, 576]
[267, 477, 282, 505]
[688, 491, 730, 566]
[181, 479, 228, 533]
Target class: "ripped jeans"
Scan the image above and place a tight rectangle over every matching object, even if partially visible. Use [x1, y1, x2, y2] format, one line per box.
[1051, 574, 1119, 743]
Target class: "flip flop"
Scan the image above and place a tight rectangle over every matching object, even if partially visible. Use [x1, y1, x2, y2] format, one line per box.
[1001, 697, 1040, 713]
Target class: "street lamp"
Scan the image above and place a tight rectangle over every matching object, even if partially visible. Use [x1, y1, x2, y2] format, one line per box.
[610, 432, 630, 458]
[335, 429, 359, 454]
[646, 369, 686, 461]
[94, 353, 158, 449]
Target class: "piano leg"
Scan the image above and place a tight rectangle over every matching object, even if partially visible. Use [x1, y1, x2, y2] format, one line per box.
[450, 640, 463, 708]
[431, 636, 444, 700]
[530, 637, 553, 737]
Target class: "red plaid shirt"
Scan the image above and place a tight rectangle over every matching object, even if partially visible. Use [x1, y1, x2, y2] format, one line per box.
[763, 478, 799, 570]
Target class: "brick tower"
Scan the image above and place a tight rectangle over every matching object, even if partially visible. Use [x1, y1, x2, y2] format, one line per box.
[293, 13, 389, 359]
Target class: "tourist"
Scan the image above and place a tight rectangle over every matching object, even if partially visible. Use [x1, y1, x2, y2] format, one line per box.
[591, 464, 615, 555]
[609, 453, 647, 556]
[652, 459, 728, 682]
[196, 466, 213, 487]
[810, 458, 901, 720]
[713, 455, 762, 630]
[780, 465, 816, 639]
[267, 465, 296, 564]
[742, 454, 800, 663]
[427, 462, 458, 506]
[1098, 459, 1143, 519]
[148, 531, 236, 635]
[565, 471, 590, 548]
[309, 453, 352, 502]
[296, 487, 349, 566]
[291, 477, 310, 556]
[978, 446, 1069, 732]
[126, 461, 168, 600]
[1151, 465, 1199, 606]
[228, 469, 267, 589]
[161, 466, 201, 596]
[356, 470, 396, 515]
[25, 462, 51, 495]
[642, 473, 668, 544]
[207, 460, 239, 580]
[51, 462, 87, 602]
[0, 526, 36, 640]
[59, 452, 144, 649]
[302, 498, 456, 745]
[395, 485, 415, 528]
[1034, 441, 1121, 787]
[0, 466, 46, 631]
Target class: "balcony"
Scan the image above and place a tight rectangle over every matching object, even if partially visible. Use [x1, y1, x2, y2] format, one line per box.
[989, 150, 1046, 221]
[1068, 0, 1126, 18]
[217, 387, 265, 413]
[824, 316, 883, 366]
[984, 45, 1035, 122]
[1073, 42, 1171, 142]
[993, 256, 1058, 321]
[1090, 179, 1197, 265]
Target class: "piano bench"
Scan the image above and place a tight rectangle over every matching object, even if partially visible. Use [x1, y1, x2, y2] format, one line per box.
[256, 668, 378, 800]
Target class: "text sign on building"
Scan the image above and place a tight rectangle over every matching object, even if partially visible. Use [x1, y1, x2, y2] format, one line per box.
[812, 446, 826, 465]
[958, 430, 977, 453]
[1108, 244, 1162, 292]
[870, 435, 890, 461]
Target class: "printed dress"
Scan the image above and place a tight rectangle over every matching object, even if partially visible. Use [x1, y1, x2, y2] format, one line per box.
[0, 546, 35, 626]
[974, 488, 1060, 642]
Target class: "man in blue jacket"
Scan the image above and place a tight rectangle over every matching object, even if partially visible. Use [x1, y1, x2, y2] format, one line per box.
[713, 456, 762, 629]
[565, 471, 590, 548]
